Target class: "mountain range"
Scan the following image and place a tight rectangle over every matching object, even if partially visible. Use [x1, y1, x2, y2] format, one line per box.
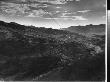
[0, 20, 105, 81]
[62, 24, 105, 36]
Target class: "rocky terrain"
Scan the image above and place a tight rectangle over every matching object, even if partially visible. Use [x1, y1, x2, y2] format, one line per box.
[0, 20, 105, 81]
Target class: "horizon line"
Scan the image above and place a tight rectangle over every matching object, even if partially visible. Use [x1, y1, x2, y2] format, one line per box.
[0, 20, 106, 29]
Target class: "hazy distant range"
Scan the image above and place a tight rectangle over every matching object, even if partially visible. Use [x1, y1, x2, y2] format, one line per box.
[62, 24, 105, 36]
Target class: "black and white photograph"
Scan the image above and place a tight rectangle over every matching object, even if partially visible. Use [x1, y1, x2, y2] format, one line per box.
[0, 0, 106, 81]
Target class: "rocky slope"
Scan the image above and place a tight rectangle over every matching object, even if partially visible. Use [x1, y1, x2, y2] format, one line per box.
[0, 21, 105, 81]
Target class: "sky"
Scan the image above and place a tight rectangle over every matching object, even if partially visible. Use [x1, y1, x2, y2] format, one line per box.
[0, 0, 106, 29]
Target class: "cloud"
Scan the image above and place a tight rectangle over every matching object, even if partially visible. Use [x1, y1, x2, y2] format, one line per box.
[61, 13, 74, 17]
[16, 0, 67, 4]
[75, 0, 80, 1]
[26, 9, 51, 17]
[45, 15, 87, 21]
[61, 12, 76, 17]
[71, 16, 87, 20]
[37, 4, 50, 8]
[0, 1, 53, 16]
[0, 2, 30, 16]
[62, 15, 87, 20]
[0, 0, 79, 3]
[18, 0, 80, 4]
[0, 2, 50, 16]
[55, 11, 61, 13]
[56, 6, 62, 9]
[77, 10, 91, 13]
[3, 9, 17, 15]
[27, 12, 36, 17]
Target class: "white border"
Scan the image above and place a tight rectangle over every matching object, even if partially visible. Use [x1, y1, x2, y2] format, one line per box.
[106, 0, 107, 81]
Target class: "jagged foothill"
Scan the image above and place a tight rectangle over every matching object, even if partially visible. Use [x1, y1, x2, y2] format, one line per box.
[0, 20, 105, 81]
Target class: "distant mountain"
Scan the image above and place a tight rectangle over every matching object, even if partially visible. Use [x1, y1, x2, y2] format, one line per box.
[0, 20, 89, 43]
[63, 24, 105, 36]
